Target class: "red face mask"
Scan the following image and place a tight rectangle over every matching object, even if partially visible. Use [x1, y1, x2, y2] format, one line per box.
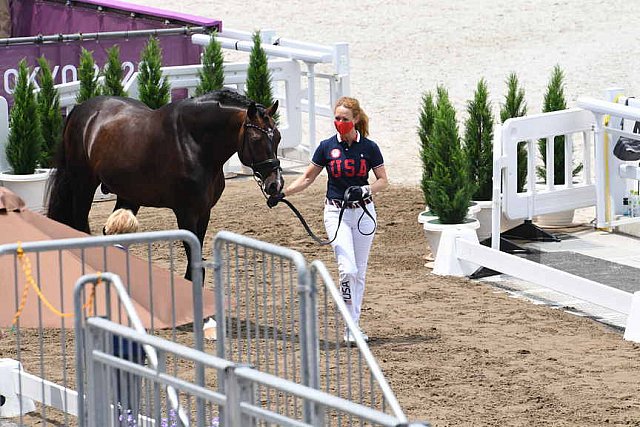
[334, 120, 354, 136]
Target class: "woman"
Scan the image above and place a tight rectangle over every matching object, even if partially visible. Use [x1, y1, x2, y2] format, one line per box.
[279, 96, 388, 342]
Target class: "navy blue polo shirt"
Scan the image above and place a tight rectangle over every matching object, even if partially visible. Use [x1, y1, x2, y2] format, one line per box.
[311, 132, 384, 200]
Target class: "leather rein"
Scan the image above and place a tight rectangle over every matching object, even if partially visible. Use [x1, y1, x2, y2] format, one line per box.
[272, 187, 377, 246]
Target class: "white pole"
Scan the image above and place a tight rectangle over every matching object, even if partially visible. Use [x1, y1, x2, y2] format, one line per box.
[306, 62, 318, 154]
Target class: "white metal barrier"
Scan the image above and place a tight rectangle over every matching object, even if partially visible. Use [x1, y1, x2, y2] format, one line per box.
[491, 108, 597, 248]
[577, 90, 640, 230]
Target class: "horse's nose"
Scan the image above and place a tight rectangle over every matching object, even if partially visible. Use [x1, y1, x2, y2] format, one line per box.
[266, 181, 279, 196]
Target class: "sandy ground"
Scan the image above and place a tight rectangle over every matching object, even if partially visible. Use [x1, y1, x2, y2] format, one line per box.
[128, 0, 640, 185]
[85, 181, 640, 424]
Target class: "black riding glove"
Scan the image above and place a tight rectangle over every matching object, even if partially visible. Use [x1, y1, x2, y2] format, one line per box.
[345, 185, 371, 202]
[267, 193, 285, 208]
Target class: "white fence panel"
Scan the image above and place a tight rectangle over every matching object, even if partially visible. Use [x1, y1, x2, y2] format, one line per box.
[501, 108, 596, 220]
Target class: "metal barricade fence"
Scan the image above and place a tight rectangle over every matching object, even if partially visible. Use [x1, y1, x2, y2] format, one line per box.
[81, 309, 417, 427]
[210, 231, 408, 426]
[211, 230, 314, 422]
[310, 261, 407, 425]
[76, 273, 214, 427]
[0, 230, 206, 426]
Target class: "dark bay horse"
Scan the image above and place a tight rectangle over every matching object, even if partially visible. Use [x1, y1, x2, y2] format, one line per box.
[48, 89, 283, 279]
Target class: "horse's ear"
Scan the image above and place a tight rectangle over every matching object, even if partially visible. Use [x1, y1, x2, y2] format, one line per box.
[266, 100, 279, 117]
[247, 102, 258, 119]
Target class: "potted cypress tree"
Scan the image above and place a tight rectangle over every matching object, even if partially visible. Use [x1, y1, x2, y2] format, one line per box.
[102, 45, 128, 97]
[76, 48, 101, 103]
[195, 30, 225, 96]
[417, 90, 437, 226]
[138, 36, 171, 109]
[463, 79, 494, 239]
[246, 30, 279, 124]
[418, 88, 482, 225]
[422, 86, 478, 258]
[36, 55, 63, 169]
[535, 65, 581, 226]
[501, 72, 528, 193]
[499, 72, 530, 232]
[0, 59, 50, 212]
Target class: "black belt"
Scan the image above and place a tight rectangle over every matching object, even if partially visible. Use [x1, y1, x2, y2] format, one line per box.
[326, 197, 373, 209]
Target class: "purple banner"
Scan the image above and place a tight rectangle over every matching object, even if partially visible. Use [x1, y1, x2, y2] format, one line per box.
[1, 0, 222, 103]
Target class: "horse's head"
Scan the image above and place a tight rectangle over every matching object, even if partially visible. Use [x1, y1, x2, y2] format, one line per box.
[239, 101, 284, 196]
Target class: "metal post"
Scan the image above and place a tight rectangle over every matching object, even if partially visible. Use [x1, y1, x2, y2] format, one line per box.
[333, 42, 350, 96]
[188, 238, 206, 425]
[604, 87, 626, 224]
[237, 369, 256, 427]
[305, 62, 318, 154]
[490, 126, 504, 250]
[224, 366, 241, 427]
[594, 112, 607, 228]
[213, 242, 227, 423]
[87, 326, 109, 427]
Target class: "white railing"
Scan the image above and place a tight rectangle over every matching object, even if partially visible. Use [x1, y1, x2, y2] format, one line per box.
[491, 108, 597, 247]
[577, 89, 640, 229]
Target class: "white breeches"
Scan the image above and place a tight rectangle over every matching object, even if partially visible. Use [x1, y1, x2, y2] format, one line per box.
[323, 203, 376, 326]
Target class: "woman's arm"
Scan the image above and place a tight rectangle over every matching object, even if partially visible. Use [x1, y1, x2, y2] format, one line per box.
[369, 165, 388, 194]
[284, 164, 323, 196]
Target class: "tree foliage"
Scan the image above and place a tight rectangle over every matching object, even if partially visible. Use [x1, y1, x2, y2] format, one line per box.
[425, 86, 473, 224]
[500, 72, 528, 192]
[195, 31, 225, 96]
[538, 65, 581, 185]
[36, 56, 63, 168]
[6, 59, 43, 174]
[418, 91, 436, 207]
[76, 48, 100, 103]
[138, 36, 171, 109]
[245, 31, 279, 123]
[102, 45, 128, 97]
[463, 78, 494, 201]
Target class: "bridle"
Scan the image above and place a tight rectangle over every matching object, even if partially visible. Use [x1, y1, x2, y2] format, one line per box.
[243, 122, 282, 184]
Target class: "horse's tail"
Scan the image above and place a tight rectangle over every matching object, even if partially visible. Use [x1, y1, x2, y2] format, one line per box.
[47, 107, 78, 225]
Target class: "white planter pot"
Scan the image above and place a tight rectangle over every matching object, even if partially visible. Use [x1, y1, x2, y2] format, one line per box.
[533, 209, 576, 228]
[419, 204, 479, 224]
[422, 217, 480, 259]
[467, 201, 481, 219]
[0, 169, 51, 213]
[418, 209, 437, 224]
[473, 200, 493, 240]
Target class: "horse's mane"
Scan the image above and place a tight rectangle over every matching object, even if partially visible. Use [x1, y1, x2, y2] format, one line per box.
[194, 88, 265, 110]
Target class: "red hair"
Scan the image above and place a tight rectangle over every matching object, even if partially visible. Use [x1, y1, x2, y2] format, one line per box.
[335, 97, 369, 137]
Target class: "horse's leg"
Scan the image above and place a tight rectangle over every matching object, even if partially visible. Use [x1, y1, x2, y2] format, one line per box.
[113, 197, 141, 215]
[174, 209, 201, 281]
[194, 210, 211, 283]
[71, 179, 99, 234]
